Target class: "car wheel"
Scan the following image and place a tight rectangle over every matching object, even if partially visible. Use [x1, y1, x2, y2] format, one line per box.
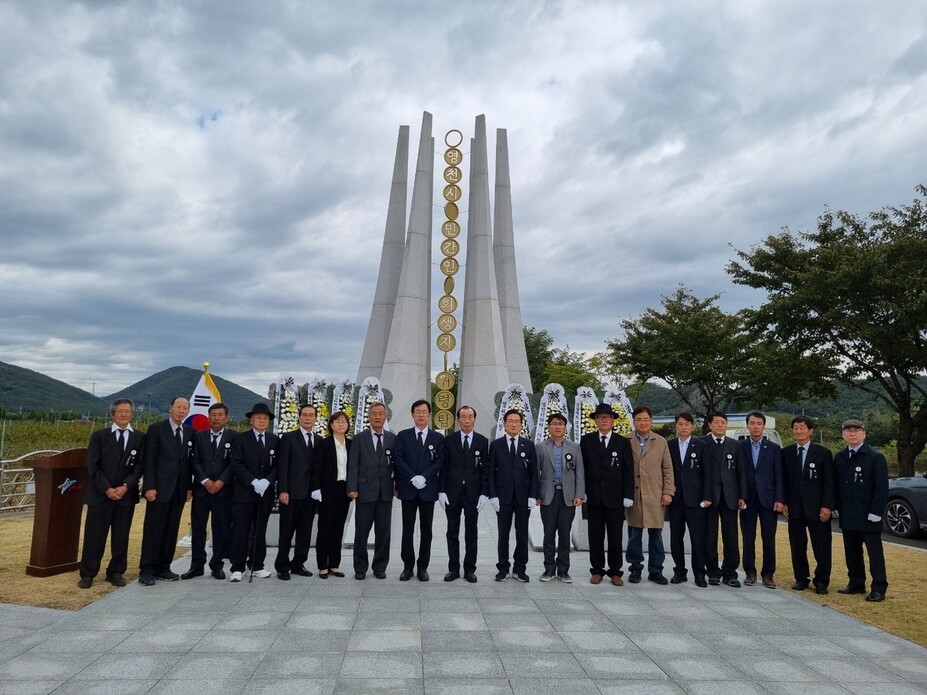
[885, 498, 919, 538]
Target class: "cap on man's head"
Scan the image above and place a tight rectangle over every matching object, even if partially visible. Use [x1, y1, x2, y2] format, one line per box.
[841, 418, 865, 430]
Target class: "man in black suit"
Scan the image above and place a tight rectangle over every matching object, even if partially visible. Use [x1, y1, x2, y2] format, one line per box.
[228, 403, 279, 582]
[782, 415, 835, 594]
[394, 399, 446, 582]
[78, 398, 145, 589]
[139, 396, 194, 585]
[835, 418, 889, 602]
[579, 403, 634, 586]
[667, 411, 713, 587]
[439, 405, 489, 583]
[701, 411, 747, 587]
[183, 402, 235, 580]
[738, 411, 784, 588]
[347, 402, 396, 579]
[488, 409, 538, 583]
[274, 403, 320, 580]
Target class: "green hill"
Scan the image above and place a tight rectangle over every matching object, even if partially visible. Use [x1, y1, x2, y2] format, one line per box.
[0, 361, 107, 416]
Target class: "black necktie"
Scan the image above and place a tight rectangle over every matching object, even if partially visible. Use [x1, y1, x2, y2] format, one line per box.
[510, 438, 516, 456]
[306, 433, 313, 450]
[463, 435, 470, 454]
[375, 432, 383, 458]
[211, 433, 219, 453]
[798, 445, 805, 471]
[418, 431, 424, 448]
[601, 435, 607, 449]
[258, 433, 264, 449]
[848, 449, 854, 459]
[175, 427, 182, 447]
[716, 438, 723, 446]
[117, 429, 126, 450]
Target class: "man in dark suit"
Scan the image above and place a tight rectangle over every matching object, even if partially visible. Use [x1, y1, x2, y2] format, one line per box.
[274, 403, 320, 580]
[438, 405, 488, 583]
[835, 418, 889, 602]
[78, 398, 145, 589]
[738, 411, 784, 588]
[782, 415, 835, 594]
[701, 411, 747, 587]
[183, 402, 235, 580]
[139, 396, 194, 585]
[394, 399, 446, 581]
[579, 403, 634, 586]
[667, 411, 713, 588]
[488, 408, 538, 582]
[347, 402, 396, 579]
[228, 403, 279, 582]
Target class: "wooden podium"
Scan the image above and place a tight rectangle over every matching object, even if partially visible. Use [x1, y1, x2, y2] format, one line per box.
[26, 448, 88, 577]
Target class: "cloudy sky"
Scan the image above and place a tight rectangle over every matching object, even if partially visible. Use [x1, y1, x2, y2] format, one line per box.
[2, 0, 925, 396]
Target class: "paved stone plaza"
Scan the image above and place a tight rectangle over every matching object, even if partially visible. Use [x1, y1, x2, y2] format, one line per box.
[2, 506, 925, 694]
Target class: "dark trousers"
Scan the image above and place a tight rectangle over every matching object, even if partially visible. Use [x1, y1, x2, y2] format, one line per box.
[668, 503, 708, 579]
[496, 499, 530, 574]
[445, 499, 479, 574]
[353, 498, 392, 575]
[230, 495, 274, 572]
[275, 496, 317, 572]
[842, 528, 888, 594]
[540, 490, 575, 575]
[740, 499, 778, 577]
[80, 502, 135, 578]
[401, 498, 435, 571]
[316, 484, 350, 570]
[140, 491, 186, 576]
[787, 516, 832, 588]
[626, 525, 666, 573]
[706, 503, 740, 580]
[190, 492, 231, 571]
[586, 503, 625, 577]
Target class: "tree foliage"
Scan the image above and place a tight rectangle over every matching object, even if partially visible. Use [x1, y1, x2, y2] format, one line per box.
[728, 185, 927, 475]
[522, 326, 603, 395]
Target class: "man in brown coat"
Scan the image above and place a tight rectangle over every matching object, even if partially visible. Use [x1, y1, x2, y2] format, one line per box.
[625, 405, 675, 584]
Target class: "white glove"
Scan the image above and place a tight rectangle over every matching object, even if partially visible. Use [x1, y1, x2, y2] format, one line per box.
[411, 475, 427, 490]
[490, 497, 500, 513]
[527, 498, 536, 510]
[250, 479, 262, 494]
[867, 513, 882, 522]
[438, 492, 449, 510]
[623, 498, 633, 508]
[311, 489, 322, 502]
[252, 479, 270, 496]
[477, 495, 488, 512]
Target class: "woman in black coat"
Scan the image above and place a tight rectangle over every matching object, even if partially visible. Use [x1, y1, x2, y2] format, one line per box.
[314, 410, 352, 577]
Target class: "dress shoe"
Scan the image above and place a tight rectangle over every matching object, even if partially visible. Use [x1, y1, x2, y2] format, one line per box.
[399, 568, 414, 581]
[628, 570, 642, 584]
[865, 591, 885, 602]
[722, 577, 741, 588]
[354, 572, 366, 580]
[495, 570, 509, 582]
[252, 569, 272, 579]
[744, 573, 757, 586]
[229, 571, 243, 582]
[791, 580, 810, 591]
[648, 572, 668, 585]
[106, 573, 126, 587]
[444, 572, 460, 582]
[291, 566, 313, 577]
[156, 571, 180, 581]
[558, 573, 573, 584]
[138, 574, 155, 586]
[708, 577, 721, 586]
[330, 569, 345, 578]
[181, 568, 204, 580]
[319, 570, 329, 579]
[838, 585, 866, 595]
[77, 576, 93, 589]
[515, 572, 530, 583]
[762, 575, 776, 589]
[540, 571, 555, 582]
[670, 573, 687, 584]
[464, 572, 478, 583]
[590, 574, 603, 585]
[611, 575, 624, 587]
[373, 571, 386, 579]
[815, 586, 828, 595]
[695, 577, 708, 588]
[277, 571, 291, 581]
[417, 570, 430, 582]
[211, 569, 226, 580]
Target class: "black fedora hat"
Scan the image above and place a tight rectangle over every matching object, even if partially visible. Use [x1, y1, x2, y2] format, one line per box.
[246, 403, 275, 419]
[588, 403, 620, 419]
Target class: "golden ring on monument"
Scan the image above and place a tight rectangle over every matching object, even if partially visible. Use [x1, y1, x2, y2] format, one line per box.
[433, 410, 455, 430]
[434, 390, 455, 411]
[442, 220, 460, 239]
[441, 239, 460, 257]
[445, 130, 464, 148]
[439, 257, 459, 276]
[435, 370, 456, 390]
[444, 166, 461, 184]
[444, 202, 459, 220]
[436, 331, 457, 352]
[444, 148, 462, 166]
[437, 313, 457, 333]
[438, 294, 458, 313]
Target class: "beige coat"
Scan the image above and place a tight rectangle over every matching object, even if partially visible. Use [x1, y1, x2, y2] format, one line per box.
[626, 431, 675, 528]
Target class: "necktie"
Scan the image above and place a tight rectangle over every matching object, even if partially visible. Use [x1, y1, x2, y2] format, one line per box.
[306, 433, 313, 450]
[463, 435, 470, 454]
[601, 435, 607, 449]
[175, 427, 182, 447]
[211, 433, 219, 453]
[798, 445, 805, 472]
[418, 431, 424, 448]
[716, 438, 723, 446]
[375, 432, 383, 457]
[848, 448, 854, 459]
[510, 438, 517, 456]
[258, 433, 264, 449]
[117, 429, 126, 450]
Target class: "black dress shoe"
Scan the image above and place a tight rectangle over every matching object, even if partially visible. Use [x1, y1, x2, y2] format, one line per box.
[515, 572, 530, 582]
[708, 577, 721, 586]
[355, 573, 366, 580]
[373, 571, 386, 579]
[211, 569, 226, 580]
[464, 572, 478, 583]
[417, 570, 430, 582]
[670, 574, 687, 584]
[291, 566, 313, 577]
[838, 585, 866, 595]
[791, 580, 810, 591]
[138, 574, 155, 586]
[815, 586, 828, 595]
[744, 573, 757, 586]
[277, 571, 291, 581]
[494, 570, 509, 582]
[330, 570, 345, 578]
[722, 577, 741, 588]
[444, 572, 460, 582]
[648, 572, 668, 585]
[181, 568, 204, 580]
[865, 591, 885, 602]
[106, 573, 126, 587]
[77, 576, 93, 589]
[156, 571, 180, 581]
[319, 571, 329, 579]
[695, 577, 708, 588]
[628, 571, 642, 584]
[399, 568, 414, 581]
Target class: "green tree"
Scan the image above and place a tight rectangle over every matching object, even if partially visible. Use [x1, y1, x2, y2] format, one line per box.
[523, 326, 555, 390]
[728, 186, 927, 476]
[522, 326, 603, 395]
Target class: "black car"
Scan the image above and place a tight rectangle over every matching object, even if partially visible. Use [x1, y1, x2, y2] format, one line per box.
[885, 471, 927, 538]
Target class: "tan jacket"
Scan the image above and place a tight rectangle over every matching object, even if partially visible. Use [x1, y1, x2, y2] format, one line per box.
[626, 431, 675, 528]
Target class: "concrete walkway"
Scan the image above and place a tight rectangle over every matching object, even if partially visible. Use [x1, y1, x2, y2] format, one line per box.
[1, 505, 925, 694]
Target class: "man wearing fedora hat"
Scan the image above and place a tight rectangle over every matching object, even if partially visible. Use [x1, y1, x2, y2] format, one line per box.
[835, 418, 889, 602]
[228, 402, 279, 582]
[579, 403, 634, 586]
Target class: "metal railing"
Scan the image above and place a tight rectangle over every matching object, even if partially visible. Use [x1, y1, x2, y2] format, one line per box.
[0, 450, 62, 513]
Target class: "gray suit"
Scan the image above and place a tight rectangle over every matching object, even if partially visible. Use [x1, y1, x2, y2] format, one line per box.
[347, 428, 397, 576]
[537, 438, 585, 577]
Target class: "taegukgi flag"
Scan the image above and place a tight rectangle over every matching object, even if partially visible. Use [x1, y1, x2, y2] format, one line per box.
[184, 363, 221, 431]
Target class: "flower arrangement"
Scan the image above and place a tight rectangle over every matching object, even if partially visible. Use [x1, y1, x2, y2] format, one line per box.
[603, 388, 634, 436]
[534, 383, 570, 442]
[354, 377, 388, 434]
[495, 383, 534, 439]
[573, 387, 600, 441]
[273, 376, 300, 434]
[307, 378, 329, 437]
